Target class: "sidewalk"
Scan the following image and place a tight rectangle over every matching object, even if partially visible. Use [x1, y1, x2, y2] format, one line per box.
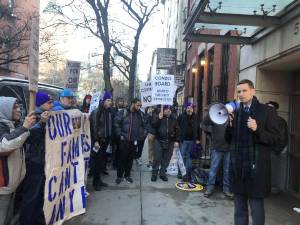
[65, 160, 300, 225]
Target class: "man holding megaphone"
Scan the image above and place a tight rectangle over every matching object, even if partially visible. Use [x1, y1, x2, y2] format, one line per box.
[225, 79, 280, 225]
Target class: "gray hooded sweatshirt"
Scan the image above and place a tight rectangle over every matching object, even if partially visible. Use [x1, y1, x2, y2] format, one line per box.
[0, 97, 29, 195]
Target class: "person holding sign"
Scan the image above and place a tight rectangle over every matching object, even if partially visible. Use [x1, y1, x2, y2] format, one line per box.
[151, 105, 180, 182]
[0, 97, 36, 224]
[19, 92, 53, 225]
[90, 91, 113, 191]
[114, 98, 147, 184]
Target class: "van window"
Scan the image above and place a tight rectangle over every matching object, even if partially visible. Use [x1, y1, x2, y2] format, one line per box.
[0, 85, 27, 118]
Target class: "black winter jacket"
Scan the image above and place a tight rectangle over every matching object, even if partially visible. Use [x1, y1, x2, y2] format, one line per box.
[114, 109, 147, 141]
[152, 113, 179, 142]
[177, 112, 201, 142]
[90, 104, 113, 144]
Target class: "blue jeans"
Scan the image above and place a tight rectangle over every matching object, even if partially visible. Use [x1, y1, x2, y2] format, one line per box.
[180, 140, 193, 172]
[207, 150, 230, 192]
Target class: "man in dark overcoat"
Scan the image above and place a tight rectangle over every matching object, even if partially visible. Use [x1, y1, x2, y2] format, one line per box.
[226, 79, 280, 225]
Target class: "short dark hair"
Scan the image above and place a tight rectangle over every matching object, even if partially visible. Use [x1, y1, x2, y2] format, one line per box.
[131, 98, 141, 104]
[266, 101, 279, 110]
[237, 79, 255, 88]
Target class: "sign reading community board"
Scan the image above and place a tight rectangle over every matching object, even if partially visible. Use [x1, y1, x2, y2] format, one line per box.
[64, 60, 81, 92]
[44, 110, 91, 225]
[140, 81, 153, 107]
[152, 74, 175, 105]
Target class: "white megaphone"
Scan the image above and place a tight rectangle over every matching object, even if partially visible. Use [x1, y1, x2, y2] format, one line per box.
[208, 101, 240, 125]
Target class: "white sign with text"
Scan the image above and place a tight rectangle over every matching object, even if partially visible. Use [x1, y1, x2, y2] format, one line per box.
[140, 81, 153, 107]
[44, 110, 91, 225]
[151, 74, 175, 105]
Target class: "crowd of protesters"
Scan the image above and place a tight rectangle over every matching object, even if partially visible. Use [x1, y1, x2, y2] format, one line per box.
[0, 78, 287, 225]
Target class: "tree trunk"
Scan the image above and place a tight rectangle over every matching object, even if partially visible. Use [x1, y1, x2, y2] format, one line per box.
[128, 30, 142, 102]
[102, 44, 113, 93]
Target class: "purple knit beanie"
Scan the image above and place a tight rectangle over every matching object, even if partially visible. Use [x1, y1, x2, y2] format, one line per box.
[163, 105, 172, 110]
[184, 102, 193, 109]
[36, 92, 52, 107]
[102, 91, 112, 102]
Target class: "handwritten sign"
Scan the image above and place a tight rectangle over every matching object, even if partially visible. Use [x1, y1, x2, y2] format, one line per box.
[44, 110, 91, 225]
[152, 74, 175, 105]
[64, 61, 81, 92]
[140, 81, 153, 107]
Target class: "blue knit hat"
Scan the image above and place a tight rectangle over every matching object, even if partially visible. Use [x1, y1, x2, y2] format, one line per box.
[36, 91, 52, 107]
[102, 91, 112, 102]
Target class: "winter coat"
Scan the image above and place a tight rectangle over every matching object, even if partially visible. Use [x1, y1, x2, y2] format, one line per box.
[177, 112, 201, 142]
[24, 108, 49, 174]
[114, 109, 147, 142]
[151, 113, 179, 142]
[202, 114, 229, 151]
[90, 104, 113, 144]
[0, 97, 29, 195]
[225, 96, 280, 198]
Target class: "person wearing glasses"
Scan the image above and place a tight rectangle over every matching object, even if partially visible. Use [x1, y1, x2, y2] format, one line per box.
[114, 98, 147, 184]
[0, 97, 36, 224]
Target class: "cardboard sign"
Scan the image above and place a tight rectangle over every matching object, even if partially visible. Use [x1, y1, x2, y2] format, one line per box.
[140, 81, 153, 107]
[28, 16, 39, 92]
[64, 60, 81, 92]
[152, 74, 175, 105]
[44, 110, 91, 225]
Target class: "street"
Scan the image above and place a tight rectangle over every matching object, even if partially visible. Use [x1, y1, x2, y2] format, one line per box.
[65, 149, 300, 225]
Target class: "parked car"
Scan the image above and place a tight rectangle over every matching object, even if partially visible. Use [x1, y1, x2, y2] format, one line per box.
[0, 77, 63, 117]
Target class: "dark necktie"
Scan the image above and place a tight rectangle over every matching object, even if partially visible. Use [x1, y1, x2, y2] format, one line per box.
[244, 106, 250, 113]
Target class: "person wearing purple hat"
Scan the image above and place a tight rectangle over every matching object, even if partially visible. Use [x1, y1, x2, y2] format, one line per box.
[151, 105, 180, 182]
[89, 90, 113, 191]
[19, 91, 53, 225]
[177, 102, 201, 182]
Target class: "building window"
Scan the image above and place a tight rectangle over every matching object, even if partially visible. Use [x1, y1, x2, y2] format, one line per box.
[207, 48, 214, 105]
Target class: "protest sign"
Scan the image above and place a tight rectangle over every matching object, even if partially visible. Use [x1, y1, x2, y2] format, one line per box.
[156, 48, 177, 70]
[152, 74, 175, 105]
[64, 60, 81, 92]
[140, 81, 153, 107]
[28, 16, 39, 93]
[44, 110, 91, 225]
[88, 92, 101, 114]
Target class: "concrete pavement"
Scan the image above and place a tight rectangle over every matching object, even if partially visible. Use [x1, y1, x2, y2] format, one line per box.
[65, 160, 300, 225]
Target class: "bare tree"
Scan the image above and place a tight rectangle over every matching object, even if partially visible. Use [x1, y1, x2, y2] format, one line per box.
[113, 0, 159, 101]
[0, 3, 30, 68]
[44, 0, 159, 100]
